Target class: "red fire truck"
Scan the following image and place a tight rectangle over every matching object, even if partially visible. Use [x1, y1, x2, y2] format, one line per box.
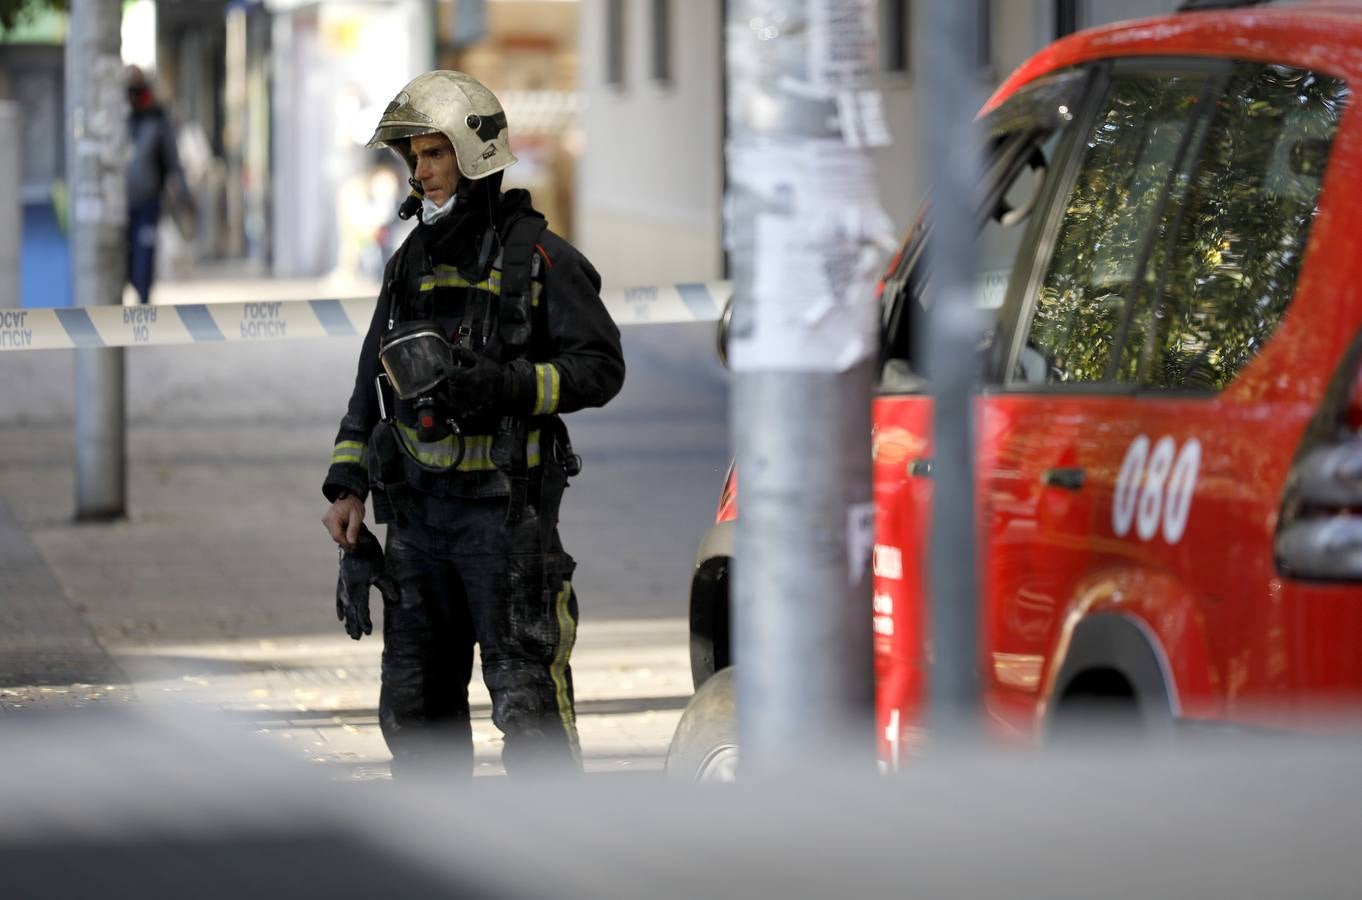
[672, 0, 1362, 778]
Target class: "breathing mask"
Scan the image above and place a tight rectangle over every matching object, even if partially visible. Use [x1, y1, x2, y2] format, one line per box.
[378, 320, 458, 443]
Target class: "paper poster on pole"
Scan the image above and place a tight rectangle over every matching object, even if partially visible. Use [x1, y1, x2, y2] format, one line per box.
[806, 0, 877, 90]
[847, 502, 877, 585]
[728, 140, 895, 373]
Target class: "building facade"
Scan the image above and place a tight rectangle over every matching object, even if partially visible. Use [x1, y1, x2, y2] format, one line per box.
[573, 0, 1181, 289]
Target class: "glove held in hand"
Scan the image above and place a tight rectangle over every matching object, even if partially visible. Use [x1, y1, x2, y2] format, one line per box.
[336, 524, 395, 640]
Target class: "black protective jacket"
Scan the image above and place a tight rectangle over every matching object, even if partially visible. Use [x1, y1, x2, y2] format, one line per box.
[323, 188, 624, 506]
[127, 105, 182, 208]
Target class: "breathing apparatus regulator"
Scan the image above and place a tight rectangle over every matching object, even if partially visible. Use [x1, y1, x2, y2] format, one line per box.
[397, 178, 423, 221]
[376, 320, 470, 442]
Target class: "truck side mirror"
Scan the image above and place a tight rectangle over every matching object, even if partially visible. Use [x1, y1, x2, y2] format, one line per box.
[716, 295, 734, 370]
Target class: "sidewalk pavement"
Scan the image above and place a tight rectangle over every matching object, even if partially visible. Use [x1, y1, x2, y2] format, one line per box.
[111, 622, 689, 779]
[0, 414, 691, 777]
[0, 273, 728, 777]
[0, 498, 133, 711]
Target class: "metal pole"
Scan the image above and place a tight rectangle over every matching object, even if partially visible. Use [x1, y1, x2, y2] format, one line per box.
[68, 0, 128, 521]
[726, 0, 891, 773]
[920, 0, 985, 738]
[0, 102, 19, 308]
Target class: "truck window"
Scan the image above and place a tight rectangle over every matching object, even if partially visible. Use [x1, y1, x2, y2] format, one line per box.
[1131, 64, 1349, 392]
[1016, 71, 1211, 386]
[879, 70, 1086, 392]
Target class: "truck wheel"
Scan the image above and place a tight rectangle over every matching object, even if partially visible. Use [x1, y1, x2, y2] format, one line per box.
[666, 666, 738, 782]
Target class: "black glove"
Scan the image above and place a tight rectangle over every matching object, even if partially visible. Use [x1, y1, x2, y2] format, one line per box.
[446, 348, 513, 415]
[336, 524, 396, 641]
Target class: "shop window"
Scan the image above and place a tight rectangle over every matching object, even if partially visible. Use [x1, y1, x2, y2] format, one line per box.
[976, 0, 992, 72]
[880, 0, 909, 76]
[651, 0, 672, 84]
[1055, 0, 1080, 40]
[606, 0, 626, 88]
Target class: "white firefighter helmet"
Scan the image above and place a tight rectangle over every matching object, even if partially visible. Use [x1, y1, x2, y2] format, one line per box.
[366, 70, 517, 181]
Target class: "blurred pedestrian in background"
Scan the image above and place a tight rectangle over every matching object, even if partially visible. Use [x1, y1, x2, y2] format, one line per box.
[125, 65, 189, 304]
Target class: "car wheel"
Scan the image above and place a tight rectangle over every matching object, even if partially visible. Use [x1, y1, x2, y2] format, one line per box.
[1048, 668, 1154, 746]
[666, 666, 738, 782]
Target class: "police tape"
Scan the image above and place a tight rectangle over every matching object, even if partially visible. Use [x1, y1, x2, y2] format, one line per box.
[0, 281, 732, 352]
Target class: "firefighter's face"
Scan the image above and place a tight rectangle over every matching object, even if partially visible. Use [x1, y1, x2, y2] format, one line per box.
[411, 133, 460, 206]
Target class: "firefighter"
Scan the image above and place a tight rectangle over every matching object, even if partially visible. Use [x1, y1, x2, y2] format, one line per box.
[322, 71, 625, 777]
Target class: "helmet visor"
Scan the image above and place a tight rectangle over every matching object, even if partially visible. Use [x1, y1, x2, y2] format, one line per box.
[366, 122, 439, 150]
[379, 322, 453, 399]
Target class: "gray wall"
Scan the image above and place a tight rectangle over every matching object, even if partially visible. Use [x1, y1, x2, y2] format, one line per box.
[575, 0, 725, 288]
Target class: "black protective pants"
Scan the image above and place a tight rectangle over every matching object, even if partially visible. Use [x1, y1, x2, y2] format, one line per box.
[379, 497, 580, 778]
[127, 200, 160, 304]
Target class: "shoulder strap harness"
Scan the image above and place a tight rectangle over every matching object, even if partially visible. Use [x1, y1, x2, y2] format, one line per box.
[497, 211, 548, 350]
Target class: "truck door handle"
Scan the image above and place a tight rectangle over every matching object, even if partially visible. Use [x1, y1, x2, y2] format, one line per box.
[908, 458, 933, 479]
[1042, 467, 1085, 491]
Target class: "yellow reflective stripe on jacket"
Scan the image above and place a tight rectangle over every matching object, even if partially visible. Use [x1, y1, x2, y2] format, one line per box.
[533, 363, 561, 415]
[331, 440, 366, 466]
[416, 264, 542, 306]
[394, 424, 542, 472]
[418, 265, 502, 295]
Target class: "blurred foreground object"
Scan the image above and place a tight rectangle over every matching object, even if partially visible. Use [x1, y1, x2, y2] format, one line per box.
[920, 0, 986, 740]
[722, 0, 889, 777]
[3, 710, 1362, 899]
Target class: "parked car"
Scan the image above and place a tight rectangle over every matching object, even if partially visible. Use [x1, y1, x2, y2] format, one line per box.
[669, 0, 1362, 778]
